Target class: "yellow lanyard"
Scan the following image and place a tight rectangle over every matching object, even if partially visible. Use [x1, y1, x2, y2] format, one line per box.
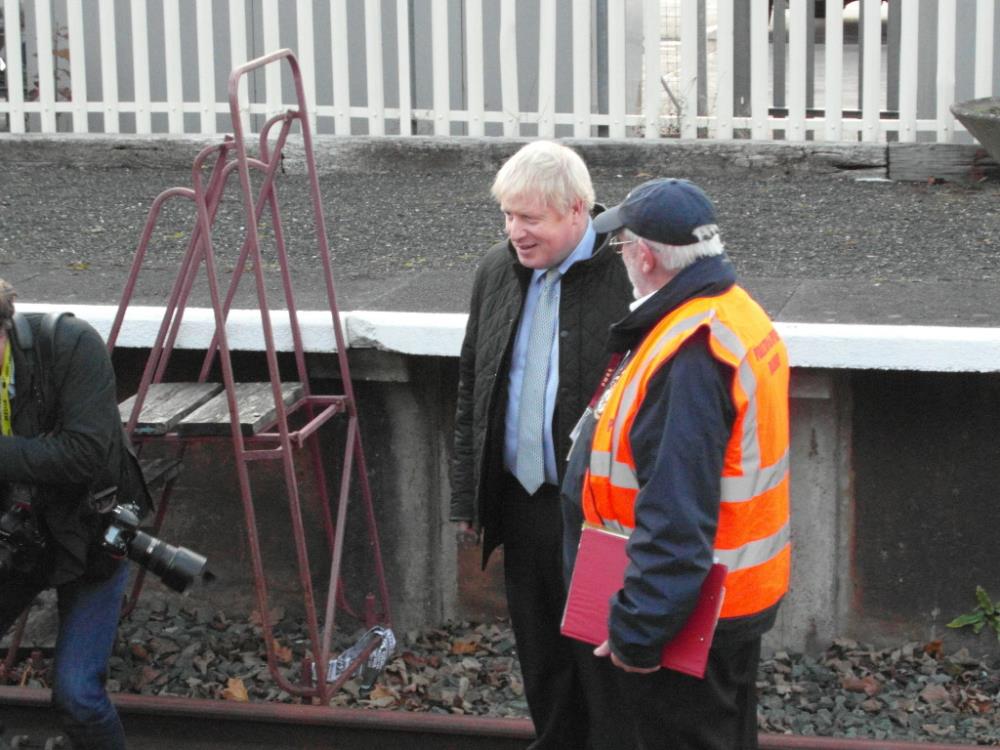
[1, 342, 12, 437]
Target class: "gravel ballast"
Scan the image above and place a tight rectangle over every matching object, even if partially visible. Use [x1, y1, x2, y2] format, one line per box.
[9, 595, 997, 746]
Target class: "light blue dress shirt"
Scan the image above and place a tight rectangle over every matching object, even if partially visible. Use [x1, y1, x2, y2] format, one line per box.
[504, 220, 597, 487]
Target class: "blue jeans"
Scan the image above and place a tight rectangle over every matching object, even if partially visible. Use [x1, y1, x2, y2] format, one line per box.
[0, 563, 129, 750]
[52, 562, 129, 750]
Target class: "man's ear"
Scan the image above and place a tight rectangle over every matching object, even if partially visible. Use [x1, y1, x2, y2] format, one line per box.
[637, 240, 656, 272]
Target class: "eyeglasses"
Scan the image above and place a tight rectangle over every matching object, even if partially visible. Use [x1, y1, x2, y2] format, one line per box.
[608, 237, 637, 255]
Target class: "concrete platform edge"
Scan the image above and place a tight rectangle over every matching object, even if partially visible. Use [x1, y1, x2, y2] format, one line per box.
[15, 303, 1000, 373]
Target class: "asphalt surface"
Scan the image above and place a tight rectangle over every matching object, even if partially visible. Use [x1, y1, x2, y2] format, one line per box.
[1, 136, 999, 327]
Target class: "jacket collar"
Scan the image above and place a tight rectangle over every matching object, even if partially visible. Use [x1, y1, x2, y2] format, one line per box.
[607, 253, 738, 353]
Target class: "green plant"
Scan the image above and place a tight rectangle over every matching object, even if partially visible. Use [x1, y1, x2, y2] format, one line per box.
[947, 586, 1000, 643]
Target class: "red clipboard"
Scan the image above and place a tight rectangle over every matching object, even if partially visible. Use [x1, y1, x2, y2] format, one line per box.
[561, 523, 726, 678]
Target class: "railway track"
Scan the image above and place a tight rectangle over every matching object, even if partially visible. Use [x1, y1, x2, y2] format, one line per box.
[0, 687, 982, 750]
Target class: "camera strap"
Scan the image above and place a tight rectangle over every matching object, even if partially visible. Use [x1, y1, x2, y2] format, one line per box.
[1, 342, 12, 437]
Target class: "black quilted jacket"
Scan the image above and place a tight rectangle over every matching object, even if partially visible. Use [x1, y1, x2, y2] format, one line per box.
[0, 313, 150, 585]
[450, 226, 633, 565]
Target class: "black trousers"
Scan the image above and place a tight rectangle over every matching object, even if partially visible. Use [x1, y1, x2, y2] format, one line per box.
[500, 474, 589, 750]
[573, 633, 762, 750]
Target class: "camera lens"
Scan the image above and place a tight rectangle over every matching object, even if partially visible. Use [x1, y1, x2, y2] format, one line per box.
[127, 530, 210, 593]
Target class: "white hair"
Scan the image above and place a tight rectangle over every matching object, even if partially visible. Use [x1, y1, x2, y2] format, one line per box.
[624, 227, 725, 271]
[491, 140, 595, 214]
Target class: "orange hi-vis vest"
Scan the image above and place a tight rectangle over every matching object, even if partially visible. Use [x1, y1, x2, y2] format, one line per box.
[583, 285, 791, 619]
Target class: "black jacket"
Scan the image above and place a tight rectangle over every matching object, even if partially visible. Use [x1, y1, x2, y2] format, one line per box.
[450, 224, 633, 565]
[0, 313, 149, 585]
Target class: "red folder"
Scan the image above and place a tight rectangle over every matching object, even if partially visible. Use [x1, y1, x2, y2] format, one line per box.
[561, 523, 726, 678]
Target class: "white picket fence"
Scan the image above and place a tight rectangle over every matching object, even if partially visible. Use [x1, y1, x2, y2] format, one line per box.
[0, 0, 997, 143]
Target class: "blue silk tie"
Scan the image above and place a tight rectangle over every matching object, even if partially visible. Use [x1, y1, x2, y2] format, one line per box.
[514, 268, 560, 494]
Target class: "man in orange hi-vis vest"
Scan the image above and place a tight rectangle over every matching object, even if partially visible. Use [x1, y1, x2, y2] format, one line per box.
[561, 178, 790, 750]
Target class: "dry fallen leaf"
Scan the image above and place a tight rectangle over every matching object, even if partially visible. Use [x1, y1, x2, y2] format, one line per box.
[451, 640, 478, 655]
[222, 677, 250, 702]
[368, 684, 398, 706]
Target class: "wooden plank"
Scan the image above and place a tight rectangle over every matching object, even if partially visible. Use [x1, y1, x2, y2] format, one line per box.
[331, 1, 351, 134]
[196, 0, 216, 134]
[641, 0, 660, 139]
[787, 0, 807, 141]
[975, 0, 995, 98]
[34, 0, 56, 132]
[365, 0, 386, 136]
[4, 0, 26, 133]
[178, 382, 303, 437]
[607, 0, 627, 138]
[860, 0, 882, 142]
[749, 0, 769, 139]
[163, 0, 182, 133]
[572, 0, 591, 138]
[120, 382, 224, 436]
[935, 0, 956, 143]
[395, 0, 412, 135]
[465, 0, 484, 137]
[296, 0, 317, 133]
[130, 0, 152, 134]
[229, 0, 250, 135]
[897, 0, 918, 143]
[714, 0, 734, 139]
[98, 0, 119, 133]
[678, 0, 698, 138]
[888, 142, 1000, 183]
[537, 0, 556, 138]
[499, 2, 519, 137]
[263, 0, 281, 121]
[431, 0, 449, 136]
[824, 0, 844, 141]
[67, 0, 89, 133]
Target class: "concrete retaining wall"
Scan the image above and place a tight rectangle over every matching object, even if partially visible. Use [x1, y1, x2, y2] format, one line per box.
[15, 303, 1000, 657]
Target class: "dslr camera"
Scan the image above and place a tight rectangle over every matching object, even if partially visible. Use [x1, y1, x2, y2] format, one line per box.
[100, 502, 212, 593]
[0, 485, 210, 593]
[0, 499, 47, 582]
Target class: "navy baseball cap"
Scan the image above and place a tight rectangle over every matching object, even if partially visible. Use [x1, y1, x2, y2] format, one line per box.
[593, 178, 717, 246]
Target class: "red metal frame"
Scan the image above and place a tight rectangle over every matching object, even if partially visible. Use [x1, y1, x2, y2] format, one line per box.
[103, 50, 391, 702]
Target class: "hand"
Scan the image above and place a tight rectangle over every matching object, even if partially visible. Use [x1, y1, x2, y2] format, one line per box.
[454, 521, 480, 549]
[593, 640, 661, 674]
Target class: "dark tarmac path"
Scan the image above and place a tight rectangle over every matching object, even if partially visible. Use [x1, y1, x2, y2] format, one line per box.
[1, 136, 998, 327]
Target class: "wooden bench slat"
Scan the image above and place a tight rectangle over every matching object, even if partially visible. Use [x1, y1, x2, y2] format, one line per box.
[177, 382, 304, 437]
[120, 383, 224, 436]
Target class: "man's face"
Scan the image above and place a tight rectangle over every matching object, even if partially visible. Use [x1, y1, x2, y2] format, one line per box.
[501, 194, 587, 270]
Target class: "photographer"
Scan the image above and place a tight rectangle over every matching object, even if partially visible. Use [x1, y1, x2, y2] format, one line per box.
[0, 279, 149, 750]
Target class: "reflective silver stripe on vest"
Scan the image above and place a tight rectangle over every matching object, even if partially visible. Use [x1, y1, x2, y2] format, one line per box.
[599, 308, 783, 507]
[588, 451, 641, 490]
[706, 317, 763, 483]
[714, 522, 790, 572]
[720, 449, 789, 502]
[610, 312, 714, 457]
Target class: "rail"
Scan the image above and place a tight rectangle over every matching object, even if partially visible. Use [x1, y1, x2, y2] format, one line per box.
[0, 686, 982, 750]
